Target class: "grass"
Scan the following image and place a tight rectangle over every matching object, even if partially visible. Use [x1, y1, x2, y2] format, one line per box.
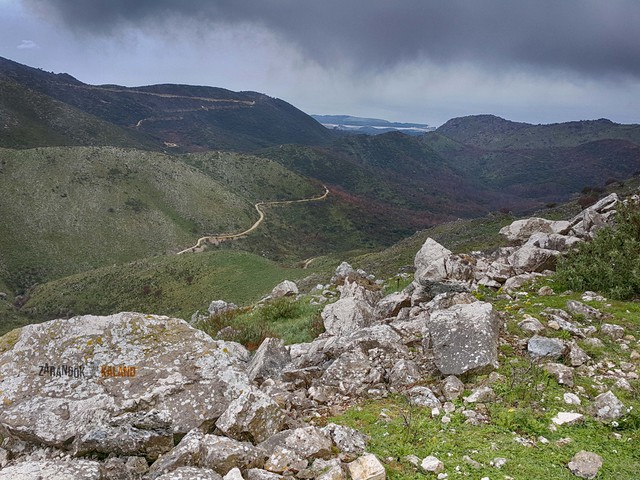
[12, 250, 309, 334]
[195, 296, 324, 349]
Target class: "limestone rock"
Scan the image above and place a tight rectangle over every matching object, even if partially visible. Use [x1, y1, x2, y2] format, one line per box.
[499, 217, 570, 244]
[347, 454, 386, 480]
[208, 300, 238, 317]
[543, 363, 574, 387]
[321, 283, 377, 337]
[317, 349, 382, 397]
[502, 272, 543, 292]
[591, 391, 625, 421]
[421, 455, 444, 473]
[566, 301, 604, 321]
[425, 301, 501, 376]
[374, 291, 411, 320]
[247, 338, 291, 384]
[508, 244, 559, 273]
[223, 468, 244, 480]
[246, 468, 283, 480]
[567, 450, 603, 479]
[0, 313, 252, 452]
[388, 359, 422, 388]
[405, 386, 442, 408]
[464, 386, 496, 403]
[441, 375, 465, 401]
[271, 281, 298, 299]
[321, 423, 367, 455]
[414, 238, 474, 295]
[156, 467, 223, 479]
[310, 458, 345, 480]
[569, 193, 618, 238]
[600, 323, 625, 340]
[551, 412, 584, 426]
[0, 458, 102, 480]
[527, 335, 567, 359]
[518, 315, 545, 335]
[258, 426, 332, 461]
[567, 342, 591, 367]
[215, 388, 287, 443]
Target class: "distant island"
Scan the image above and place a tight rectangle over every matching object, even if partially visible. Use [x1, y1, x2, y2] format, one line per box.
[312, 114, 434, 136]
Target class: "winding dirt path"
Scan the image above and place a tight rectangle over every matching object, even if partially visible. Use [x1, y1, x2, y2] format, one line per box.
[177, 186, 329, 254]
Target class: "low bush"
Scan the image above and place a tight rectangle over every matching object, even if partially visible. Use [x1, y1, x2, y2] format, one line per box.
[555, 201, 640, 300]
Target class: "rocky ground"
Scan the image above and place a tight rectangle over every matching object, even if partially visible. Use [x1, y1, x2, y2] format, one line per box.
[0, 192, 638, 479]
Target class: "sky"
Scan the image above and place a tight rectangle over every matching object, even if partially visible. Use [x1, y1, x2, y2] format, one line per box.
[1, 0, 639, 127]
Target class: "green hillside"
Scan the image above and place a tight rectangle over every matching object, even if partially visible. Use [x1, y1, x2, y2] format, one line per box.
[0, 146, 322, 293]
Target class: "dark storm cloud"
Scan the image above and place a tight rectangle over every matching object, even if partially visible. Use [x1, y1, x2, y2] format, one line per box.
[25, 0, 640, 78]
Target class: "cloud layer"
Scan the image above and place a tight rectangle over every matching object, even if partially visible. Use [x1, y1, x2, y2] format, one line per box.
[27, 0, 640, 79]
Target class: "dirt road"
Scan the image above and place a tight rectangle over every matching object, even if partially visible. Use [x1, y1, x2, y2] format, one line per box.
[177, 186, 329, 254]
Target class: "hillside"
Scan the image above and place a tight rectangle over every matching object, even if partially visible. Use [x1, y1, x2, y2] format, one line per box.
[0, 146, 323, 293]
[0, 56, 332, 151]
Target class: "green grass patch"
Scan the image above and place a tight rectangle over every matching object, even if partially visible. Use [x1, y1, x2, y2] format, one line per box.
[16, 250, 309, 332]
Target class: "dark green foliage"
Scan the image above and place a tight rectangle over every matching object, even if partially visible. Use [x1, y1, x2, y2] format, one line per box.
[556, 201, 640, 299]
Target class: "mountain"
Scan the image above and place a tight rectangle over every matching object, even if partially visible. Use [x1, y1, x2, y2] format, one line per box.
[312, 114, 434, 136]
[0, 56, 332, 151]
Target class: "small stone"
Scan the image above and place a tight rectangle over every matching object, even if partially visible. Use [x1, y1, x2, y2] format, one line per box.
[223, 468, 245, 480]
[547, 320, 560, 330]
[518, 315, 545, 335]
[437, 474, 448, 480]
[630, 350, 640, 361]
[568, 450, 603, 479]
[403, 455, 420, 467]
[615, 378, 632, 391]
[600, 323, 625, 340]
[421, 456, 444, 473]
[527, 335, 566, 359]
[464, 386, 496, 403]
[567, 343, 591, 367]
[552, 412, 584, 426]
[538, 286, 554, 296]
[591, 391, 624, 421]
[406, 386, 442, 409]
[462, 455, 481, 469]
[556, 437, 573, 447]
[543, 363, 574, 387]
[347, 454, 386, 480]
[564, 393, 581, 405]
[441, 375, 465, 401]
[491, 457, 507, 469]
[441, 416, 451, 424]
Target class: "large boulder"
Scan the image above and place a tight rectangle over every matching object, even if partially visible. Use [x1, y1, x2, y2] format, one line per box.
[569, 193, 619, 238]
[499, 217, 570, 244]
[0, 313, 252, 455]
[508, 244, 560, 273]
[0, 458, 103, 480]
[424, 301, 501, 376]
[321, 282, 379, 337]
[270, 281, 298, 299]
[247, 338, 291, 384]
[414, 238, 475, 291]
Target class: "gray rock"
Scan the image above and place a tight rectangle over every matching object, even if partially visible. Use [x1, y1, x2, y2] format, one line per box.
[405, 386, 442, 408]
[518, 315, 545, 335]
[567, 450, 603, 479]
[317, 349, 382, 397]
[569, 193, 618, 238]
[332, 262, 356, 283]
[464, 386, 496, 403]
[388, 359, 422, 388]
[502, 273, 543, 292]
[551, 412, 584, 426]
[156, 467, 223, 480]
[0, 458, 102, 480]
[73, 409, 173, 460]
[441, 375, 465, 401]
[543, 363, 574, 387]
[271, 280, 298, 299]
[321, 282, 378, 337]
[567, 342, 591, 367]
[148, 430, 263, 478]
[600, 323, 625, 340]
[591, 391, 625, 421]
[247, 338, 291, 384]
[246, 469, 283, 480]
[527, 335, 567, 359]
[0, 313, 252, 453]
[508, 244, 559, 273]
[215, 388, 287, 443]
[257, 426, 332, 461]
[499, 217, 570, 244]
[415, 238, 472, 285]
[347, 454, 386, 480]
[263, 447, 308, 474]
[321, 423, 367, 455]
[223, 468, 244, 480]
[374, 291, 411, 320]
[420, 455, 444, 473]
[208, 300, 238, 317]
[425, 301, 501, 376]
[566, 301, 604, 321]
[425, 292, 478, 311]
[525, 232, 581, 252]
[310, 458, 345, 480]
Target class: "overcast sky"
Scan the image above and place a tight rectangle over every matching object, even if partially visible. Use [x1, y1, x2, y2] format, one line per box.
[1, 0, 639, 126]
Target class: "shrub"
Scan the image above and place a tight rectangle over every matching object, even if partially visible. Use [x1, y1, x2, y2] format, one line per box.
[555, 201, 640, 300]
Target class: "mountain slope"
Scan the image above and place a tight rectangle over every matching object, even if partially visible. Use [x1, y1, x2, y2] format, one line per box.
[0, 56, 332, 151]
[0, 146, 322, 293]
